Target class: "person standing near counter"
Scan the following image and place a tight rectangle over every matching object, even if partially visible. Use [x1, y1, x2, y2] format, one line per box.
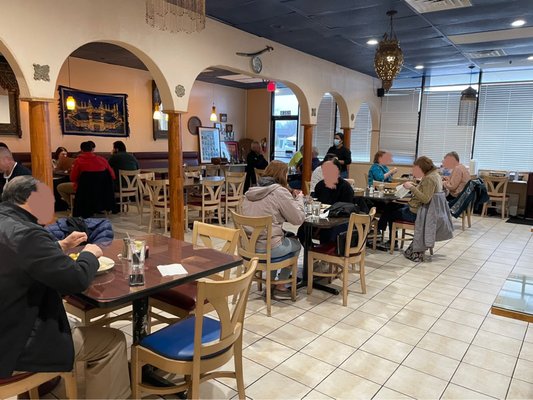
[326, 132, 351, 178]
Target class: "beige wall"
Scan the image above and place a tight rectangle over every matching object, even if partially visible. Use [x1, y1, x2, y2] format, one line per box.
[2, 58, 246, 153]
[245, 88, 271, 156]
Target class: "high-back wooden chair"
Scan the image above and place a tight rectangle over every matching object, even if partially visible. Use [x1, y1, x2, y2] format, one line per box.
[0, 371, 77, 400]
[132, 258, 258, 400]
[254, 168, 265, 185]
[223, 171, 246, 224]
[481, 176, 510, 219]
[137, 172, 155, 225]
[146, 179, 170, 233]
[231, 211, 298, 316]
[205, 164, 220, 177]
[116, 169, 140, 214]
[149, 221, 240, 323]
[308, 208, 375, 306]
[187, 178, 225, 225]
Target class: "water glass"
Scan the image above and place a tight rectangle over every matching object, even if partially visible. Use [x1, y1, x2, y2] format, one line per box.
[377, 182, 385, 197]
[304, 195, 312, 214]
[311, 201, 321, 218]
[128, 239, 146, 286]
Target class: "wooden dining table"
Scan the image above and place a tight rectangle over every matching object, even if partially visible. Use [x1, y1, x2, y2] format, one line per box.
[76, 234, 241, 343]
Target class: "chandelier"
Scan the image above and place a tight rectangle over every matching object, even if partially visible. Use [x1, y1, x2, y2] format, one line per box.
[145, 0, 206, 33]
[458, 65, 478, 126]
[374, 10, 404, 92]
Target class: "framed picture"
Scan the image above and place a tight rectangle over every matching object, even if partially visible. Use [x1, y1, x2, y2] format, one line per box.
[0, 57, 22, 137]
[152, 80, 168, 140]
[225, 123, 233, 133]
[198, 127, 221, 163]
[219, 113, 227, 123]
[213, 122, 222, 130]
[220, 141, 239, 161]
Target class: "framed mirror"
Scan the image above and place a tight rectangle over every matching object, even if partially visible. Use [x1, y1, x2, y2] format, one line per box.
[0, 57, 21, 137]
[152, 80, 168, 140]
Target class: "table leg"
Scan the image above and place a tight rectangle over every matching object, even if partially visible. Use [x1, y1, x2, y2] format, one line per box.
[298, 223, 340, 295]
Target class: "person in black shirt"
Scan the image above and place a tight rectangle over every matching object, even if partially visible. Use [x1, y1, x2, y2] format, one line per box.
[314, 160, 354, 204]
[0, 147, 31, 198]
[244, 141, 268, 192]
[326, 132, 352, 178]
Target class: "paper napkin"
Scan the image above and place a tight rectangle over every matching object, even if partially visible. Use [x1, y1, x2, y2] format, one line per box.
[157, 263, 188, 276]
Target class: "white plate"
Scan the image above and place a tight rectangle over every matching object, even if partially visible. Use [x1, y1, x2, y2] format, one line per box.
[97, 256, 115, 274]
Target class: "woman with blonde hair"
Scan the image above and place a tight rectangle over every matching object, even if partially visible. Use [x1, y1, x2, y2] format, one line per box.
[242, 160, 305, 299]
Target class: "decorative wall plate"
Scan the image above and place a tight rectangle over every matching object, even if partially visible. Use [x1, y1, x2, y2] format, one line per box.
[187, 116, 202, 135]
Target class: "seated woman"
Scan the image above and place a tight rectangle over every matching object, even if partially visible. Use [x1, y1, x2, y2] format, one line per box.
[368, 150, 397, 187]
[377, 156, 442, 241]
[242, 160, 305, 300]
[442, 151, 470, 200]
[52, 146, 68, 170]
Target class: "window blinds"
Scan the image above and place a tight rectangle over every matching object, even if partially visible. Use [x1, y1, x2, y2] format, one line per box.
[473, 82, 533, 171]
[418, 90, 474, 166]
[379, 89, 420, 164]
[313, 94, 336, 157]
[350, 103, 372, 162]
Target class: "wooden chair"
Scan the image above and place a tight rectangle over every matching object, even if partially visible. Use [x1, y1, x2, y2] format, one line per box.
[149, 221, 240, 324]
[0, 371, 77, 399]
[137, 172, 155, 225]
[63, 295, 131, 327]
[481, 176, 509, 219]
[308, 208, 375, 306]
[222, 171, 246, 224]
[205, 164, 220, 177]
[461, 202, 473, 231]
[146, 179, 170, 233]
[187, 178, 225, 225]
[184, 165, 204, 179]
[131, 258, 258, 400]
[116, 169, 140, 214]
[231, 211, 298, 316]
[254, 168, 265, 185]
[390, 221, 434, 256]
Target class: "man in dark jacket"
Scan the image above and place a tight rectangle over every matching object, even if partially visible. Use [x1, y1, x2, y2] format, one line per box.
[244, 141, 268, 192]
[0, 176, 130, 398]
[326, 132, 352, 178]
[108, 140, 139, 190]
[0, 146, 31, 197]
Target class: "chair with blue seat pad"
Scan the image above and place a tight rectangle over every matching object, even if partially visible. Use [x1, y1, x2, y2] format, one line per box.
[231, 211, 298, 317]
[131, 258, 258, 400]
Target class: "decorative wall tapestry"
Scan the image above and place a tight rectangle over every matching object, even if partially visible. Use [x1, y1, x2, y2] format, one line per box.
[58, 86, 129, 137]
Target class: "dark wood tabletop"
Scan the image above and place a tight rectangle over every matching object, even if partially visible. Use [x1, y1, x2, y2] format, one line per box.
[77, 234, 241, 308]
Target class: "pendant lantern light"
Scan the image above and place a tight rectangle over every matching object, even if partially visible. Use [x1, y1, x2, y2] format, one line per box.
[458, 65, 478, 126]
[374, 10, 404, 92]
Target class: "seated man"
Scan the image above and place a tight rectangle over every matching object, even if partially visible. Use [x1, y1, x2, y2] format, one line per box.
[442, 151, 470, 200]
[244, 141, 268, 192]
[108, 140, 139, 190]
[0, 176, 130, 398]
[310, 153, 337, 195]
[57, 141, 116, 208]
[0, 146, 32, 198]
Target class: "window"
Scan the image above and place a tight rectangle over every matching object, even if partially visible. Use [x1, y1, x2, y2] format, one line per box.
[351, 103, 372, 162]
[313, 94, 336, 157]
[379, 89, 420, 164]
[271, 87, 299, 162]
[473, 82, 533, 171]
[417, 88, 474, 166]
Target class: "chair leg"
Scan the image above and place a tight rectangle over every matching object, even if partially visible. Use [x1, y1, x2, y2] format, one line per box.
[307, 254, 314, 296]
[63, 371, 78, 400]
[390, 224, 397, 254]
[481, 203, 487, 217]
[131, 346, 141, 400]
[234, 336, 246, 399]
[266, 268, 272, 317]
[372, 222, 377, 251]
[461, 212, 466, 231]
[467, 206, 472, 228]
[291, 262, 297, 301]
[359, 253, 366, 294]
[342, 261, 348, 306]
[400, 229, 406, 249]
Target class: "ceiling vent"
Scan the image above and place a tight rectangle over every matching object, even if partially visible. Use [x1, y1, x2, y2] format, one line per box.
[465, 49, 507, 59]
[405, 0, 472, 13]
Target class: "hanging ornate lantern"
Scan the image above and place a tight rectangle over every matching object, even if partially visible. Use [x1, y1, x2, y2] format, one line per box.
[145, 0, 206, 33]
[458, 65, 478, 126]
[374, 10, 404, 92]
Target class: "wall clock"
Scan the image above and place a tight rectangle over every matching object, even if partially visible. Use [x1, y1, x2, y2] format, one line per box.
[187, 116, 201, 135]
[251, 56, 263, 74]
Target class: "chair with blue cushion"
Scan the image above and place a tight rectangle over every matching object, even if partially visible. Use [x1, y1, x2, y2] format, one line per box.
[231, 211, 298, 317]
[131, 258, 258, 400]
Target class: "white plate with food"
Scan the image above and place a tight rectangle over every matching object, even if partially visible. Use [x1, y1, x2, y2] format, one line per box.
[98, 256, 115, 274]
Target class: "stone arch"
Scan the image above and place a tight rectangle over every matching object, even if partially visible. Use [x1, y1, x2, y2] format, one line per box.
[0, 37, 30, 98]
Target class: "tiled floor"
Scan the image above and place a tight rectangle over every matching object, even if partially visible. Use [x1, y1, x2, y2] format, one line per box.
[56, 210, 533, 399]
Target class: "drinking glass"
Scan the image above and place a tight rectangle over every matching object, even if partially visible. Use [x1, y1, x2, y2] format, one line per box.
[377, 182, 385, 197]
[304, 195, 312, 214]
[128, 239, 146, 286]
[311, 201, 321, 219]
